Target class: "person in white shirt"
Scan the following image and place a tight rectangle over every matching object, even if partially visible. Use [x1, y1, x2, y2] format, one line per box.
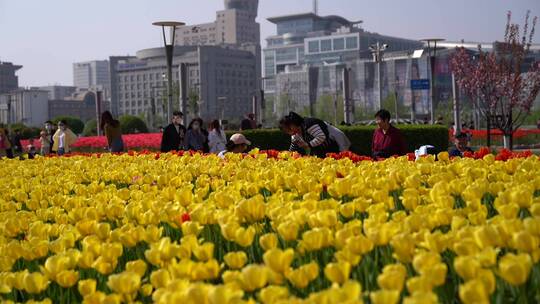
[208, 120, 227, 154]
[218, 133, 251, 159]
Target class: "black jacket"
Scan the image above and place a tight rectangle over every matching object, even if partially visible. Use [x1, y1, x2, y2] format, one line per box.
[290, 117, 339, 158]
[161, 123, 187, 152]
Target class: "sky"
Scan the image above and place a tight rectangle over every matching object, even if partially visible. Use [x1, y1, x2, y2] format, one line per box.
[0, 0, 538, 87]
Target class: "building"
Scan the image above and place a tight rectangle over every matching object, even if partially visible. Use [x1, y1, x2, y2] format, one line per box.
[263, 12, 423, 92]
[175, 0, 260, 47]
[0, 61, 22, 94]
[38, 85, 77, 100]
[0, 89, 49, 127]
[73, 60, 111, 99]
[109, 45, 258, 125]
[48, 91, 105, 122]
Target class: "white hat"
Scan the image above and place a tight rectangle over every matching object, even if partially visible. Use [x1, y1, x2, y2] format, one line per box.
[230, 133, 251, 145]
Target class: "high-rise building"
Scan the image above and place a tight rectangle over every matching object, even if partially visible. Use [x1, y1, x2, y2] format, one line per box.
[73, 60, 111, 99]
[109, 45, 258, 125]
[0, 61, 22, 94]
[0, 89, 49, 127]
[49, 91, 107, 123]
[38, 85, 77, 100]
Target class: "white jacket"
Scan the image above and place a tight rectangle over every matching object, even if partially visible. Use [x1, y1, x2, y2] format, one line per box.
[208, 129, 227, 154]
[326, 123, 351, 152]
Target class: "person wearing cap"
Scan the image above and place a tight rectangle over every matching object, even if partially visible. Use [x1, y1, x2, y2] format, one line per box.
[449, 132, 473, 157]
[218, 133, 251, 159]
[279, 112, 339, 158]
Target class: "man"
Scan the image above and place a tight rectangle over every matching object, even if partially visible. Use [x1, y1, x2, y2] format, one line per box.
[161, 111, 187, 152]
[372, 109, 407, 158]
[240, 113, 256, 131]
[449, 132, 473, 157]
[44, 121, 55, 154]
[11, 130, 22, 154]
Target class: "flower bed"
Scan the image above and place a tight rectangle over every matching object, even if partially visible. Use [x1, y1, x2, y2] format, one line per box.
[0, 152, 539, 303]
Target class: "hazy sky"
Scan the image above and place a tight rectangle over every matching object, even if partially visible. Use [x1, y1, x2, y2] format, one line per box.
[0, 0, 538, 87]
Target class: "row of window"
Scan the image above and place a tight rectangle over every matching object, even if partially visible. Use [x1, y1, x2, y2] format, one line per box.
[307, 36, 359, 54]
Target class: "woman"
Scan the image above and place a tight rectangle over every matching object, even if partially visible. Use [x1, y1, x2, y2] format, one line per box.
[101, 111, 124, 152]
[52, 120, 77, 156]
[279, 112, 339, 158]
[0, 126, 13, 158]
[185, 118, 209, 152]
[208, 120, 227, 154]
[218, 133, 251, 159]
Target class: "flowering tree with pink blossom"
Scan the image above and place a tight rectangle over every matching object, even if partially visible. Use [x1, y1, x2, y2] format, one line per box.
[451, 11, 540, 149]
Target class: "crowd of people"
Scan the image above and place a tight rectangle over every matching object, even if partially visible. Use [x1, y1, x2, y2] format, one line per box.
[0, 108, 474, 160]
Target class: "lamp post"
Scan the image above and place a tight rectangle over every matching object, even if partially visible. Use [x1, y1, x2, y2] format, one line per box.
[152, 21, 185, 123]
[420, 38, 445, 124]
[369, 42, 388, 111]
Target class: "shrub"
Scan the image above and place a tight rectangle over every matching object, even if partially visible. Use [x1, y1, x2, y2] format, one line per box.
[231, 125, 449, 156]
[83, 119, 97, 137]
[8, 123, 41, 140]
[119, 115, 149, 134]
[52, 116, 85, 134]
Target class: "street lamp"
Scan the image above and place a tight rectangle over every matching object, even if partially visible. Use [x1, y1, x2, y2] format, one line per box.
[369, 42, 389, 111]
[152, 21, 185, 123]
[420, 38, 445, 124]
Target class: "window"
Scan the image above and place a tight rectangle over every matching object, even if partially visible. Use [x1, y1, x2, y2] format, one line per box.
[321, 39, 332, 52]
[346, 37, 358, 49]
[308, 41, 319, 53]
[333, 38, 345, 51]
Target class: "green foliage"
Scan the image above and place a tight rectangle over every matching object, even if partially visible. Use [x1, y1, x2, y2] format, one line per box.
[228, 125, 449, 156]
[52, 116, 85, 134]
[314, 95, 344, 124]
[83, 119, 97, 137]
[119, 115, 149, 134]
[8, 123, 41, 139]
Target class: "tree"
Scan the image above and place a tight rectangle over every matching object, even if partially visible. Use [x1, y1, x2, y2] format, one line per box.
[451, 11, 540, 149]
[119, 115, 149, 134]
[83, 119, 97, 136]
[52, 116, 85, 134]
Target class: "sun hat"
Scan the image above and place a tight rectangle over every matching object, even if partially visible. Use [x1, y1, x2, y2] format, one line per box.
[230, 133, 251, 145]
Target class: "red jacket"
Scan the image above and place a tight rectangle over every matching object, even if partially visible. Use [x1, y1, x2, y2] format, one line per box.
[372, 125, 407, 158]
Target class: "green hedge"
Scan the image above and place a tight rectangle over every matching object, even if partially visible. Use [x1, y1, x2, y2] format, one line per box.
[120, 115, 149, 134]
[228, 125, 449, 156]
[52, 116, 85, 134]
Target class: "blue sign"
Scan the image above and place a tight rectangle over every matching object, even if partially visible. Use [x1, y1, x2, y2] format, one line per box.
[411, 79, 430, 90]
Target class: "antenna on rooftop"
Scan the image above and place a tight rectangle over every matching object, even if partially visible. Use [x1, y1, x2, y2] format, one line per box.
[313, 0, 318, 15]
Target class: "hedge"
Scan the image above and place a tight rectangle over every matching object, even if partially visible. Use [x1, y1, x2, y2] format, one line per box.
[119, 115, 149, 134]
[229, 125, 449, 156]
[83, 119, 98, 137]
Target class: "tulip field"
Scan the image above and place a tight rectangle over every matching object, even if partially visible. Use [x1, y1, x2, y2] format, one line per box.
[0, 150, 540, 304]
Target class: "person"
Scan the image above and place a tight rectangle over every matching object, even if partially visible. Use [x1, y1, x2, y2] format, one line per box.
[449, 132, 473, 157]
[0, 126, 13, 158]
[422, 117, 429, 125]
[39, 131, 51, 155]
[279, 112, 339, 158]
[326, 122, 351, 152]
[185, 118, 209, 152]
[101, 111, 124, 152]
[11, 130, 22, 155]
[208, 120, 227, 154]
[44, 121, 55, 154]
[27, 138, 37, 159]
[372, 109, 407, 158]
[468, 121, 475, 130]
[160, 111, 186, 153]
[536, 118, 540, 129]
[218, 133, 251, 159]
[52, 120, 77, 156]
[241, 113, 256, 130]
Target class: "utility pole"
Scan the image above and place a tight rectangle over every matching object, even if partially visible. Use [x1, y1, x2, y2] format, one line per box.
[342, 67, 353, 124]
[452, 73, 461, 135]
[370, 42, 388, 111]
[420, 38, 445, 124]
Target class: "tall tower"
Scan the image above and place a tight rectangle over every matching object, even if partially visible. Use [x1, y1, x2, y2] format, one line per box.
[313, 0, 318, 15]
[224, 0, 259, 20]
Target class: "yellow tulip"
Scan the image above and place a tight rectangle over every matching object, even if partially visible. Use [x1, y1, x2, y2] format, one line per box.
[335, 248, 362, 266]
[277, 221, 299, 242]
[324, 262, 351, 285]
[459, 279, 489, 304]
[346, 235, 374, 255]
[406, 276, 434, 294]
[56, 270, 79, 288]
[150, 269, 171, 289]
[208, 285, 244, 304]
[224, 252, 248, 270]
[140, 283, 153, 297]
[512, 231, 540, 253]
[241, 265, 268, 292]
[390, 233, 415, 263]
[422, 263, 447, 287]
[477, 269, 495, 295]
[182, 221, 203, 236]
[370, 289, 400, 304]
[78, 279, 96, 297]
[193, 243, 215, 262]
[403, 291, 439, 304]
[23, 272, 49, 294]
[82, 291, 107, 304]
[259, 285, 289, 304]
[412, 251, 441, 275]
[454, 256, 480, 281]
[107, 271, 141, 295]
[498, 253, 533, 286]
[126, 259, 147, 278]
[377, 264, 406, 292]
[236, 196, 266, 222]
[41, 255, 71, 280]
[259, 233, 279, 251]
[234, 226, 256, 247]
[263, 248, 294, 274]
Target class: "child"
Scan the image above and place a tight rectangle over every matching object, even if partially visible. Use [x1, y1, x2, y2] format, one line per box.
[449, 132, 473, 157]
[27, 138, 37, 159]
[39, 131, 51, 155]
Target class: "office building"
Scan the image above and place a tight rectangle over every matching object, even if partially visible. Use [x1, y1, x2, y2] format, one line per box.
[49, 91, 107, 122]
[73, 60, 111, 100]
[0, 62, 22, 94]
[38, 85, 77, 100]
[0, 89, 49, 127]
[109, 45, 258, 124]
